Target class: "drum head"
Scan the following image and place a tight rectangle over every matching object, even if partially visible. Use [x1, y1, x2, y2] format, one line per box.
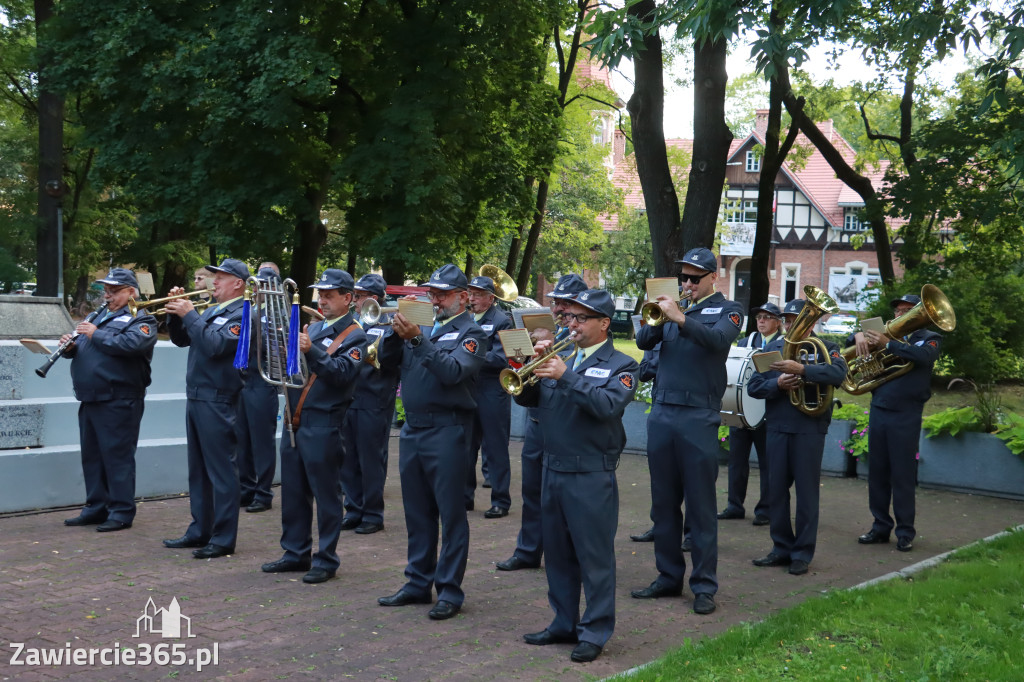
[721, 346, 766, 429]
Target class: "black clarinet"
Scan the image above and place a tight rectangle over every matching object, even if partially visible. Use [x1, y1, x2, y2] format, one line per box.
[36, 302, 111, 378]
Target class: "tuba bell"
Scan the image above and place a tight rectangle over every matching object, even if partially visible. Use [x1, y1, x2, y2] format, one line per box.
[783, 285, 840, 417]
[841, 284, 956, 395]
[478, 264, 519, 303]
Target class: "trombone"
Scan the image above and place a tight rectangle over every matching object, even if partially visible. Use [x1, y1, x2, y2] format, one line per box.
[498, 332, 577, 395]
[640, 290, 693, 327]
[129, 288, 213, 316]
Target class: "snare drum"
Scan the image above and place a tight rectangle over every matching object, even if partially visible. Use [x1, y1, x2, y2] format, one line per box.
[720, 346, 765, 429]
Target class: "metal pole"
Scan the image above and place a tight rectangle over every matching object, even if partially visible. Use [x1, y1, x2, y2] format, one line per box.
[56, 202, 64, 305]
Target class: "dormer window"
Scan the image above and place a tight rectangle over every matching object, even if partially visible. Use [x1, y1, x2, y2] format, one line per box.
[745, 150, 761, 173]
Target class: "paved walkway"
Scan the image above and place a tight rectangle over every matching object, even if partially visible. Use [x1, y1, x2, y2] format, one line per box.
[3, 436, 1023, 681]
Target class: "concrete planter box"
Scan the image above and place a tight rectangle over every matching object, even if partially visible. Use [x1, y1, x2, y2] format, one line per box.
[622, 400, 651, 455]
[917, 431, 1024, 501]
[823, 418, 855, 477]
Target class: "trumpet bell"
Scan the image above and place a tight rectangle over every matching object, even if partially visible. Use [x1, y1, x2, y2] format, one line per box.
[359, 299, 398, 326]
[479, 264, 519, 303]
[639, 291, 692, 327]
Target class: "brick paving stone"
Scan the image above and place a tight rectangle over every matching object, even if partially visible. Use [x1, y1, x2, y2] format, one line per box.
[3, 433, 1024, 681]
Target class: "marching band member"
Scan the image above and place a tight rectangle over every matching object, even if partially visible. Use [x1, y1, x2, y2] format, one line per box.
[747, 299, 847, 576]
[496, 273, 587, 571]
[261, 269, 367, 583]
[61, 268, 157, 532]
[465, 274, 514, 519]
[853, 293, 942, 553]
[377, 264, 487, 620]
[631, 247, 743, 616]
[515, 289, 638, 663]
[718, 302, 783, 526]
[235, 262, 282, 514]
[163, 258, 249, 559]
[340, 273, 401, 535]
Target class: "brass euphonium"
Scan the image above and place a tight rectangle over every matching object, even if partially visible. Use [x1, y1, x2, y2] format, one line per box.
[841, 284, 956, 395]
[498, 332, 577, 396]
[640, 290, 693, 326]
[783, 285, 840, 417]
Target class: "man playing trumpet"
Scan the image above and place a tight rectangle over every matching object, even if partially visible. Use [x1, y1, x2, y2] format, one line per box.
[162, 258, 249, 559]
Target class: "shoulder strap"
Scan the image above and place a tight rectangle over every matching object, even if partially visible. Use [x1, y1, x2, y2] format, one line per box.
[291, 322, 359, 428]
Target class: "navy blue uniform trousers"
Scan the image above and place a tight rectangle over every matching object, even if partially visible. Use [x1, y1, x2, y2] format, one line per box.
[399, 418, 471, 607]
[467, 381, 512, 510]
[78, 399, 144, 523]
[647, 404, 719, 596]
[766, 431, 825, 563]
[341, 406, 392, 525]
[542, 467, 618, 647]
[279, 420, 346, 572]
[184, 399, 240, 549]
[236, 382, 279, 505]
[725, 424, 769, 518]
[510, 412, 544, 564]
[867, 406, 921, 541]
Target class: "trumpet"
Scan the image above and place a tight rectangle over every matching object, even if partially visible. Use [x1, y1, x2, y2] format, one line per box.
[783, 285, 839, 417]
[359, 298, 399, 326]
[129, 288, 213, 316]
[498, 332, 577, 396]
[640, 291, 693, 326]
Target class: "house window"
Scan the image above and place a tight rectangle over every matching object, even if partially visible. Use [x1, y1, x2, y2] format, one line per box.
[725, 200, 758, 223]
[783, 264, 800, 303]
[745, 150, 761, 173]
[843, 208, 867, 232]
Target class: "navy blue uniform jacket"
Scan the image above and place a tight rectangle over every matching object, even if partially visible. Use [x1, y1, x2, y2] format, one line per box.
[290, 314, 368, 418]
[67, 306, 157, 401]
[168, 299, 245, 402]
[845, 328, 941, 410]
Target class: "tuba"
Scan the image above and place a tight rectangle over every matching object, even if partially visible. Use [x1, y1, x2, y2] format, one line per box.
[478, 264, 519, 303]
[841, 284, 956, 395]
[498, 332, 577, 395]
[640, 291, 693, 327]
[783, 285, 840, 417]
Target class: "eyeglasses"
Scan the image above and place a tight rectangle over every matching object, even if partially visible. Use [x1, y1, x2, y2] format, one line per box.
[563, 312, 601, 324]
[755, 314, 777, 321]
[678, 272, 711, 285]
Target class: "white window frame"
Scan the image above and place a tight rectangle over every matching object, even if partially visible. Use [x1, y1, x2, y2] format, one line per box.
[745, 150, 761, 173]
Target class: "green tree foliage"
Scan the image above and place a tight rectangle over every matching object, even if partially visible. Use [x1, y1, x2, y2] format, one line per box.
[44, 0, 558, 294]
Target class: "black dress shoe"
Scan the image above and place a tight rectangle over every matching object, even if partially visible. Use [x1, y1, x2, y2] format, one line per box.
[752, 515, 770, 526]
[261, 557, 312, 573]
[340, 517, 361, 531]
[378, 589, 432, 607]
[192, 543, 233, 559]
[245, 500, 272, 513]
[631, 581, 683, 599]
[355, 521, 384, 534]
[681, 537, 693, 552]
[789, 559, 810, 575]
[693, 593, 717, 614]
[96, 520, 132, 532]
[64, 513, 106, 527]
[483, 506, 509, 519]
[163, 536, 207, 549]
[428, 600, 460, 620]
[302, 567, 335, 584]
[630, 527, 655, 542]
[570, 641, 602, 663]
[523, 629, 578, 645]
[496, 556, 540, 571]
[858, 529, 890, 544]
[897, 537, 914, 552]
[717, 508, 744, 520]
[752, 552, 791, 567]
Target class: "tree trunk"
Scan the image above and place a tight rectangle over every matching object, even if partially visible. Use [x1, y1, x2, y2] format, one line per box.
[34, 0, 62, 299]
[749, 69, 802, 331]
[381, 259, 406, 290]
[516, 176, 549, 295]
[773, 58, 896, 284]
[506, 176, 535, 275]
[680, 36, 732, 252]
[627, 0, 680, 278]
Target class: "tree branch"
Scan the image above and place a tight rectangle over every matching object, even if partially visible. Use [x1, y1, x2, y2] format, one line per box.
[860, 104, 901, 144]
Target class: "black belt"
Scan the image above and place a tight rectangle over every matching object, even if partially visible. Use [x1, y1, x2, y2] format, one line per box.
[186, 386, 239, 403]
[653, 388, 719, 410]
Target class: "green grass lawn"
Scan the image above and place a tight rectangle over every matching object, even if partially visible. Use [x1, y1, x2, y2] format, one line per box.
[611, 528, 1024, 681]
